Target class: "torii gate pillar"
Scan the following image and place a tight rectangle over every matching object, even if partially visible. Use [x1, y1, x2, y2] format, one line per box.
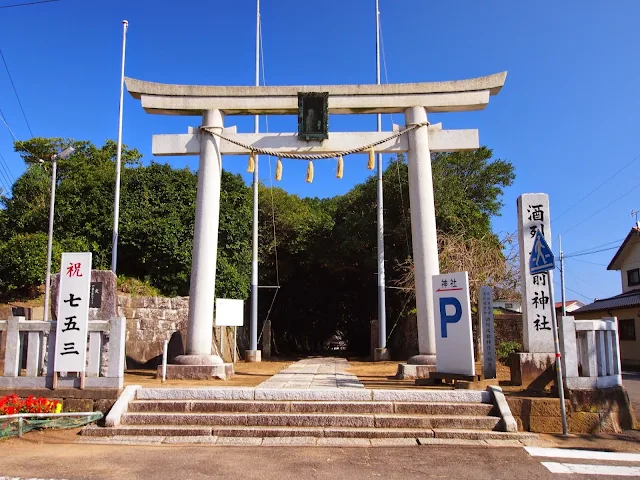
[175, 109, 225, 367]
[406, 106, 438, 363]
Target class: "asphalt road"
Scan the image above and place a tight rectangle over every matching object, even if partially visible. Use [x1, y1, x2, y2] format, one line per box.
[622, 371, 640, 415]
[0, 443, 562, 480]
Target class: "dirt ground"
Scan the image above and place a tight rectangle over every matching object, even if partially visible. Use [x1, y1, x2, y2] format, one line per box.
[123, 358, 521, 390]
[124, 360, 293, 388]
[345, 359, 515, 390]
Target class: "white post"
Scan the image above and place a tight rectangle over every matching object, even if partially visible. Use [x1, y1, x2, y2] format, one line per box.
[374, 0, 388, 359]
[234, 326, 238, 363]
[405, 106, 438, 363]
[111, 19, 128, 273]
[248, 0, 261, 362]
[161, 339, 168, 382]
[43, 156, 57, 324]
[178, 109, 224, 365]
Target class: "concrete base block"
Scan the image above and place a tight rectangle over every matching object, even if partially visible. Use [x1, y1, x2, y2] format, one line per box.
[173, 354, 223, 366]
[408, 354, 437, 365]
[373, 348, 390, 362]
[246, 350, 261, 363]
[157, 364, 234, 380]
[510, 352, 555, 391]
[395, 363, 436, 380]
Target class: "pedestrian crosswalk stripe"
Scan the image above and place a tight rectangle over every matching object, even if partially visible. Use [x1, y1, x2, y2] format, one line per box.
[541, 462, 640, 476]
[525, 446, 640, 463]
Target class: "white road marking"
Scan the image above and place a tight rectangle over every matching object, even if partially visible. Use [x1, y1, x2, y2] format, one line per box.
[541, 461, 640, 476]
[525, 446, 640, 463]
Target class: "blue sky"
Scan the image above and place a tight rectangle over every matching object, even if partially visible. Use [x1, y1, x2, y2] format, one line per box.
[0, 0, 639, 303]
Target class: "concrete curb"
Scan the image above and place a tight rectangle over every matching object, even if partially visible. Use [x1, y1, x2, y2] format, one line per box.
[488, 386, 518, 433]
[105, 384, 141, 427]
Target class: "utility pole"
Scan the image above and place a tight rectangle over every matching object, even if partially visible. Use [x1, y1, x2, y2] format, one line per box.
[559, 235, 566, 318]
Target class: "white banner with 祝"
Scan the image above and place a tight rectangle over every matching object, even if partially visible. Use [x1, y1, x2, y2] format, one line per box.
[54, 252, 92, 372]
[433, 271, 475, 376]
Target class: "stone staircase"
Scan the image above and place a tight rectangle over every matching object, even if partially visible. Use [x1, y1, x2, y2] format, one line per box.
[82, 387, 537, 445]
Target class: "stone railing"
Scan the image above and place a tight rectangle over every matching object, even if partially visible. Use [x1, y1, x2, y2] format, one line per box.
[0, 317, 125, 389]
[560, 316, 622, 390]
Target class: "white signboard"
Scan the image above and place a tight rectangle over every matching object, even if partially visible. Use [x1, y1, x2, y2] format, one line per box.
[54, 252, 92, 372]
[517, 193, 555, 353]
[215, 298, 244, 327]
[433, 271, 475, 376]
[479, 286, 496, 379]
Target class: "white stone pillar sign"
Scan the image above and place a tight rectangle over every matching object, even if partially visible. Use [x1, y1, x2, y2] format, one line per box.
[54, 252, 92, 372]
[479, 286, 496, 379]
[517, 193, 555, 353]
[433, 271, 475, 375]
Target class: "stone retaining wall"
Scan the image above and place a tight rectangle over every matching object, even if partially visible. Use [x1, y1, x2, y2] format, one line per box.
[118, 296, 190, 367]
[506, 387, 636, 434]
[118, 295, 246, 366]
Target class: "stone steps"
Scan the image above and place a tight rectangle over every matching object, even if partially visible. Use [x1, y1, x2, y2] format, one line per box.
[82, 424, 537, 441]
[121, 412, 501, 430]
[83, 386, 536, 444]
[127, 400, 495, 416]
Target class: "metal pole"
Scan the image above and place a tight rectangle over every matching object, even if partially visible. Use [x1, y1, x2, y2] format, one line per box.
[234, 326, 237, 363]
[250, 0, 260, 354]
[111, 19, 128, 273]
[547, 270, 568, 436]
[559, 235, 566, 318]
[43, 156, 57, 324]
[375, 0, 387, 352]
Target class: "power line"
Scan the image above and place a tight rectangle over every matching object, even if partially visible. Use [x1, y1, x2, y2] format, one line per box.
[0, 152, 13, 193]
[554, 151, 640, 223]
[0, 48, 34, 136]
[0, 0, 59, 9]
[567, 257, 609, 267]
[566, 238, 624, 256]
[561, 182, 640, 236]
[0, 107, 19, 143]
[554, 277, 593, 302]
[564, 245, 620, 259]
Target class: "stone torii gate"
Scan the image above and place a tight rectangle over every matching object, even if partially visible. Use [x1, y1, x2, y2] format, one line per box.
[125, 72, 506, 371]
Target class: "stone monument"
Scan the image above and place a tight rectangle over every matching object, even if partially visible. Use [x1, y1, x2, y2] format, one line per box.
[512, 193, 556, 389]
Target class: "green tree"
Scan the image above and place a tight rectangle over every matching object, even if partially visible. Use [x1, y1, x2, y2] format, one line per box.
[0, 233, 59, 297]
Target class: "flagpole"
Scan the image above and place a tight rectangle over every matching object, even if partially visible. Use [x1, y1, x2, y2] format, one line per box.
[111, 20, 128, 273]
[248, 0, 261, 361]
[375, 0, 388, 359]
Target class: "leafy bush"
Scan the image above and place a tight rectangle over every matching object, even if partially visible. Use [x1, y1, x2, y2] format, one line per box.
[496, 341, 522, 363]
[117, 275, 162, 297]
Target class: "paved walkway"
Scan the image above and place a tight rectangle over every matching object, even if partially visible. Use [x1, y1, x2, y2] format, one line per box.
[257, 357, 364, 389]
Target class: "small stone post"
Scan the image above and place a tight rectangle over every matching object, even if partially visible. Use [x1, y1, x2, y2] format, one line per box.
[479, 286, 496, 379]
[262, 319, 271, 360]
